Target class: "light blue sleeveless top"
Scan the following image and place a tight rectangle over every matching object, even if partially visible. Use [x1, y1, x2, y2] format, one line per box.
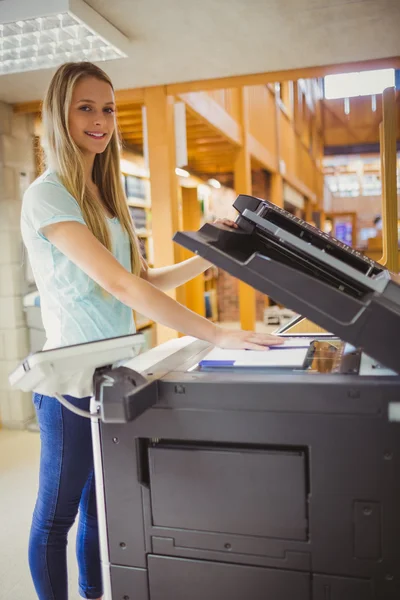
[21, 170, 135, 350]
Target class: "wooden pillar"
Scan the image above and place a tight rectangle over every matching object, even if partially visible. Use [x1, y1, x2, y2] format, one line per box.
[272, 83, 284, 208]
[181, 187, 205, 317]
[304, 198, 313, 223]
[379, 87, 398, 272]
[144, 86, 184, 343]
[271, 172, 284, 207]
[234, 87, 256, 331]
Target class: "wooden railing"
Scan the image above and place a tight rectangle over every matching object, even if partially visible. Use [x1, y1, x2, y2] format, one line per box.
[379, 87, 399, 272]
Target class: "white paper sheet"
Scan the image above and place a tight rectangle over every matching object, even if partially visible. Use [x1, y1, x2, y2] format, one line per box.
[199, 347, 309, 369]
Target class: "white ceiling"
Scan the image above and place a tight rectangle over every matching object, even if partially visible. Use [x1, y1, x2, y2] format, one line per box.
[0, 0, 399, 104]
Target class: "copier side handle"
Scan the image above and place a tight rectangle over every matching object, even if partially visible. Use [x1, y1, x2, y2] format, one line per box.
[94, 366, 158, 424]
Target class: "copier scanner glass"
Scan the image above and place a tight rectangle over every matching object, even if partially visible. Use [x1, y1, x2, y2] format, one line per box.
[197, 338, 350, 374]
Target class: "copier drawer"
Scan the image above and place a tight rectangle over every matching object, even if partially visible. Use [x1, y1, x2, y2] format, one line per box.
[148, 444, 308, 541]
[148, 555, 311, 600]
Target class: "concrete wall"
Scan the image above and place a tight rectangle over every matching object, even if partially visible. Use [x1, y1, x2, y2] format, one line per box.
[0, 102, 36, 428]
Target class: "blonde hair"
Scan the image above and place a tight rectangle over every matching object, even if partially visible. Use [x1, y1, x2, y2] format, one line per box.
[41, 61, 142, 277]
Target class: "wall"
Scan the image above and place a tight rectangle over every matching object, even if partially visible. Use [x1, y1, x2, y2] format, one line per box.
[0, 102, 36, 428]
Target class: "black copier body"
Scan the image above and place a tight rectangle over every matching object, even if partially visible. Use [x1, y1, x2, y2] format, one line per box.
[95, 195, 400, 600]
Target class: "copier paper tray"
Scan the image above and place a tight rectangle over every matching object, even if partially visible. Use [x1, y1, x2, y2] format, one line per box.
[174, 194, 400, 374]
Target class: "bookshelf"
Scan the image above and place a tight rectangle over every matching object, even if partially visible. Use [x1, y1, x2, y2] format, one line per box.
[120, 161, 155, 346]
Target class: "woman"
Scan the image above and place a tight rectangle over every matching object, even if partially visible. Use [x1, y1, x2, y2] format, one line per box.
[21, 61, 281, 600]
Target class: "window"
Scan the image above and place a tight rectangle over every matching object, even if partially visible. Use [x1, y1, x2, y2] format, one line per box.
[324, 69, 395, 100]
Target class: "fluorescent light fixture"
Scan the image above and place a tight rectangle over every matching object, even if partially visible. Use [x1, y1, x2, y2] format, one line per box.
[207, 178, 221, 189]
[175, 167, 190, 178]
[0, 0, 131, 75]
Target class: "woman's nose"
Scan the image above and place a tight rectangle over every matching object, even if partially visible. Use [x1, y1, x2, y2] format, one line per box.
[93, 111, 105, 127]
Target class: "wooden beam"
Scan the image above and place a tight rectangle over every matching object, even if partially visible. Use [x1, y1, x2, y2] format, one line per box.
[115, 87, 145, 106]
[144, 86, 183, 343]
[14, 56, 400, 114]
[167, 57, 400, 95]
[195, 144, 236, 154]
[13, 87, 145, 114]
[247, 134, 278, 173]
[234, 88, 256, 331]
[192, 136, 229, 145]
[186, 123, 216, 132]
[178, 92, 242, 147]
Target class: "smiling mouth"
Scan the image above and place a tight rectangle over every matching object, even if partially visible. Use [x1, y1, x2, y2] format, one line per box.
[85, 132, 107, 139]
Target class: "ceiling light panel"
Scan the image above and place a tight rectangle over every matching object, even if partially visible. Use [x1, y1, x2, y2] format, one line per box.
[0, 0, 131, 75]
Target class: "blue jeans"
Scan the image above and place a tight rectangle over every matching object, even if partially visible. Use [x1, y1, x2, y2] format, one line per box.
[29, 393, 103, 600]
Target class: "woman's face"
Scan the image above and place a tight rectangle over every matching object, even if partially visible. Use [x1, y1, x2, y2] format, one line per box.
[68, 76, 116, 156]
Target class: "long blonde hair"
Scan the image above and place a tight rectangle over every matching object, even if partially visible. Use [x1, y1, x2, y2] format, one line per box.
[41, 61, 142, 276]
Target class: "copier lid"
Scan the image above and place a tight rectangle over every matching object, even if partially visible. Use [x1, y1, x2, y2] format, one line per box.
[173, 194, 400, 374]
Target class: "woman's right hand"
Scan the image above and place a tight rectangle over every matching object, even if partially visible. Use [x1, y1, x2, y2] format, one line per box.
[214, 327, 283, 350]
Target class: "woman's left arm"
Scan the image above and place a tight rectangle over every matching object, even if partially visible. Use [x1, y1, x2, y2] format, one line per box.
[143, 255, 212, 291]
[140, 218, 236, 291]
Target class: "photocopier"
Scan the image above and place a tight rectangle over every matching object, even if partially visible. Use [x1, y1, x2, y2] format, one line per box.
[10, 195, 400, 600]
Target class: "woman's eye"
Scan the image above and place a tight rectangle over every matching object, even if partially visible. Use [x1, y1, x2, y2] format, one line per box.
[78, 105, 114, 114]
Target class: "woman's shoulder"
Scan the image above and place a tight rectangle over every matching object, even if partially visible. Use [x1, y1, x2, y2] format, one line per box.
[25, 169, 65, 196]
[23, 170, 78, 209]
[21, 170, 82, 226]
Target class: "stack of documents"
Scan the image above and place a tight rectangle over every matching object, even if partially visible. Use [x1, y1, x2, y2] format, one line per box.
[199, 338, 312, 370]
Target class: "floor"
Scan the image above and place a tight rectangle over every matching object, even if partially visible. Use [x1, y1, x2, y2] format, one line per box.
[0, 428, 80, 600]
